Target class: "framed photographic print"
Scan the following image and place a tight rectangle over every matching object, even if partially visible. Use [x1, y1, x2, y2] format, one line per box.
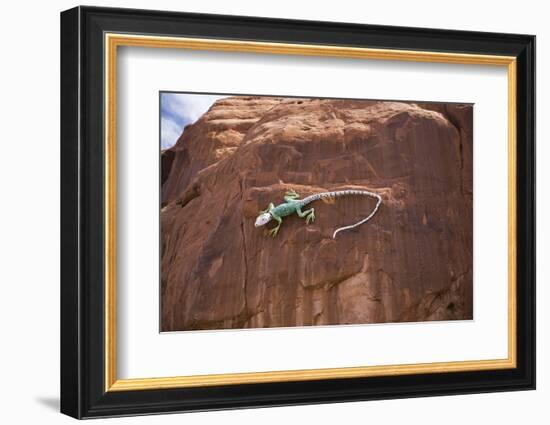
[60, 6, 535, 419]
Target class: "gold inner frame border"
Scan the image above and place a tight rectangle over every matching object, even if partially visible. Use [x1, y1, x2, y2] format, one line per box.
[104, 33, 517, 392]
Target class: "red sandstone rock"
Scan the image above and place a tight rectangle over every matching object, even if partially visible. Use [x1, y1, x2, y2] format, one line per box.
[160, 97, 473, 331]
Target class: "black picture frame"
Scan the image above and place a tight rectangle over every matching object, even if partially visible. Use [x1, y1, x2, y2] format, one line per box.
[61, 5, 535, 419]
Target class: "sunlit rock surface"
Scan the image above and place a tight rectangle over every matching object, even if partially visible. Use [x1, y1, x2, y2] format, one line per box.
[160, 97, 473, 331]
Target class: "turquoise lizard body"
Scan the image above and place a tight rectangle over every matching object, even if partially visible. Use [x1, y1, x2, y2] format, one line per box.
[254, 189, 382, 238]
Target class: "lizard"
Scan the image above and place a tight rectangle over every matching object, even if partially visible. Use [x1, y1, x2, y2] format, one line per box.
[254, 188, 382, 238]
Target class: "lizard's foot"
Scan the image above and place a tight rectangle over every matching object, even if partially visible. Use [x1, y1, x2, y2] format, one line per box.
[267, 226, 280, 237]
[285, 189, 299, 199]
[306, 210, 315, 224]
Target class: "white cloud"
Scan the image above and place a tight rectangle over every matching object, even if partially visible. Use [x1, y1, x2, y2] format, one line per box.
[160, 117, 184, 150]
[160, 93, 227, 149]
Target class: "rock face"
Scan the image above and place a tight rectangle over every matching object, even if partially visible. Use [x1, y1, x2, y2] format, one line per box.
[160, 96, 473, 331]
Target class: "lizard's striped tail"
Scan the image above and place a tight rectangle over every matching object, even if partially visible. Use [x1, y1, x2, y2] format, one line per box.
[300, 189, 382, 238]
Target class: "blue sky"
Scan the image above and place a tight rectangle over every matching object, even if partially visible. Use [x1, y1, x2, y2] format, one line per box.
[160, 93, 227, 149]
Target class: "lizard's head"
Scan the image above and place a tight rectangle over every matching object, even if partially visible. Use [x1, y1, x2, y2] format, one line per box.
[254, 212, 272, 227]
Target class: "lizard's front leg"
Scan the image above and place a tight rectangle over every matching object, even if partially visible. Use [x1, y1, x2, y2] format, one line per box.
[259, 203, 275, 214]
[296, 206, 315, 224]
[267, 213, 283, 237]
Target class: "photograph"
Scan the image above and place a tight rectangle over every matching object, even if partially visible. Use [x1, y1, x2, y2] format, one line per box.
[160, 93, 473, 332]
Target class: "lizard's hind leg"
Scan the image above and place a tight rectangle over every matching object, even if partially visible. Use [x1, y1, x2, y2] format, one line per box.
[284, 189, 300, 202]
[296, 206, 315, 224]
